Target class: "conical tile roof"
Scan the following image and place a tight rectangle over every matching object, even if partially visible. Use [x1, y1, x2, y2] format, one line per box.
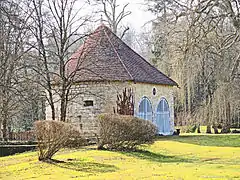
[67, 24, 177, 86]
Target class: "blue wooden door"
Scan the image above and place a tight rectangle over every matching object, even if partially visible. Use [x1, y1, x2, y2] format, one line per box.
[156, 99, 170, 134]
[138, 97, 152, 121]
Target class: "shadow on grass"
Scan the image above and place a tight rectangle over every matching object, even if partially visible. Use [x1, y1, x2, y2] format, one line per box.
[156, 134, 240, 147]
[48, 159, 118, 173]
[121, 149, 193, 163]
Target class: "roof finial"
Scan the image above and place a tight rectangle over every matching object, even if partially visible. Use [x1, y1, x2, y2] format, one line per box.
[100, 14, 103, 24]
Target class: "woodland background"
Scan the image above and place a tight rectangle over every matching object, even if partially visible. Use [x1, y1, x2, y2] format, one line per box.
[0, 0, 239, 140]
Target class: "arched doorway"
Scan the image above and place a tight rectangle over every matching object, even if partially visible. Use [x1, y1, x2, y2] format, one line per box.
[138, 97, 152, 121]
[156, 98, 170, 134]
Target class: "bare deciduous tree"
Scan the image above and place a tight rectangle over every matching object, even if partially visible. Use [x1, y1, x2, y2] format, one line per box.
[0, 0, 32, 140]
[94, 0, 131, 37]
[148, 0, 240, 133]
[28, 0, 93, 122]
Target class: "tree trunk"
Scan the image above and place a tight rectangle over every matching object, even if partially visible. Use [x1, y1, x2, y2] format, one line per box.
[2, 118, 7, 141]
[221, 102, 231, 133]
[206, 125, 211, 134]
[213, 126, 219, 134]
[60, 97, 67, 122]
[206, 107, 211, 134]
[50, 102, 55, 120]
[197, 124, 201, 133]
[8, 126, 12, 140]
[2, 97, 9, 141]
[60, 86, 68, 122]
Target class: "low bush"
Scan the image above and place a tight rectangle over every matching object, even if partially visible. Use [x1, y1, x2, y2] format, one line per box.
[0, 145, 36, 157]
[186, 125, 197, 133]
[231, 129, 240, 134]
[66, 133, 87, 149]
[34, 120, 84, 161]
[97, 114, 157, 151]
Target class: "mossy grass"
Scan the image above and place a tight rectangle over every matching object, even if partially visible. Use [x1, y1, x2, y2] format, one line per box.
[0, 134, 239, 179]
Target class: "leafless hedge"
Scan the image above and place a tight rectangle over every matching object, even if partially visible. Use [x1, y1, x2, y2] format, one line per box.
[34, 120, 84, 161]
[97, 114, 157, 150]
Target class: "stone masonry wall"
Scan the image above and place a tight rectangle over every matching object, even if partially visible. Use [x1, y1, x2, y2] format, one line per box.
[46, 81, 132, 138]
[45, 81, 175, 138]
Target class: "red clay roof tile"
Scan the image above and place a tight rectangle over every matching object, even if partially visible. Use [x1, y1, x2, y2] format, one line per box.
[66, 24, 178, 86]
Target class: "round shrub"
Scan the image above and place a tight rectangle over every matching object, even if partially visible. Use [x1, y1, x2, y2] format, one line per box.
[34, 120, 84, 161]
[97, 114, 158, 150]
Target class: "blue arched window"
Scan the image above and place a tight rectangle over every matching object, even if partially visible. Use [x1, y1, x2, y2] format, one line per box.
[156, 98, 170, 134]
[138, 97, 152, 121]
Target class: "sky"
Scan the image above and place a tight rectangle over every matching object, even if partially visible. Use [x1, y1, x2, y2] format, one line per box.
[75, 0, 155, 56]
[120, 0, 154, 30]
[80, 0, 155, 31]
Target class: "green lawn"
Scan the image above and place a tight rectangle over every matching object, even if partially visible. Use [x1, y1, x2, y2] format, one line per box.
[0, 134, 240, 180]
